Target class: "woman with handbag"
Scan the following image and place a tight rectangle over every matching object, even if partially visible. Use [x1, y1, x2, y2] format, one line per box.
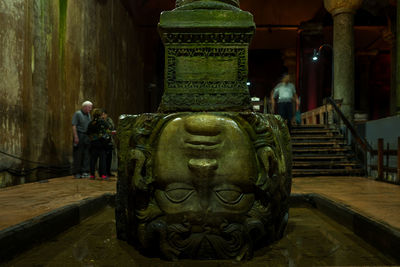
[86, 108, 111, 180]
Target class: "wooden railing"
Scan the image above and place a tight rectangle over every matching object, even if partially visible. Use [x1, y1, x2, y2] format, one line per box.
[371, 137, 400, 184]
[300, 100, 337, 125]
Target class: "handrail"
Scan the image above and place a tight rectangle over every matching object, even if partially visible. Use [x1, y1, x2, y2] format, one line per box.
[325, 97, 373, 153]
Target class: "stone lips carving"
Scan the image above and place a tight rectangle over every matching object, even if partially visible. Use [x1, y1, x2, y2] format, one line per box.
[116, 112, 292, 260]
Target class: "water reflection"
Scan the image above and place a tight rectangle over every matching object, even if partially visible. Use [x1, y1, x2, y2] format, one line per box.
[5, 205, 396, 266]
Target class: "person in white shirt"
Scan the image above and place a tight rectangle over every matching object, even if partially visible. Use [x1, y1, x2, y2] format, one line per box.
[271, 74, 299, 132]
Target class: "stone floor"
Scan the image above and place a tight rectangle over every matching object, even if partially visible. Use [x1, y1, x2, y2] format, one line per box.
[292, 176, 400, 231]
[0, 176, 116, 231]
[0, 176, 399, 232]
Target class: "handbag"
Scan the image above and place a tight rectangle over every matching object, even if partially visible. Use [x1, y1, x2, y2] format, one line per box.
[295, 110, 301, 125]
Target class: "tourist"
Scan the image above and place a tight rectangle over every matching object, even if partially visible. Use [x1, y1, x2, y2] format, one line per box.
[86, 108, 110, 180]
[271, 74, 299, 132]
[72, 100, 93, 178]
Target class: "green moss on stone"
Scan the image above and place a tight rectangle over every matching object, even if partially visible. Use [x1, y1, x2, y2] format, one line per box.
[58, 0, 67, 66]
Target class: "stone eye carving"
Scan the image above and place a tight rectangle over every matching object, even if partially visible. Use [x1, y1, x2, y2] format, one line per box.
[214, 185, 244, 204]
[165, 184, 195, 203]
[215, 190, 243, 204]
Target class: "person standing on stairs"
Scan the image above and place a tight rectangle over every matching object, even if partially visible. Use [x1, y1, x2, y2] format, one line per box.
[271, 74, 299, 133]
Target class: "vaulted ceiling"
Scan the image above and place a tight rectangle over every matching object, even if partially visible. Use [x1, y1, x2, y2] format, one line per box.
[123, 0, 394, 51]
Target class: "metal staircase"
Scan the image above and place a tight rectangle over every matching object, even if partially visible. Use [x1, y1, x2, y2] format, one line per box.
[291, 124, 364, 177]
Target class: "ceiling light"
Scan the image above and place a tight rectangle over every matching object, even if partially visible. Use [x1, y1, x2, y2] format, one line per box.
[312, 49, 319, 61]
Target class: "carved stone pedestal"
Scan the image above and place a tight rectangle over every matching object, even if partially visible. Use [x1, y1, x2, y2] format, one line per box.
[157, 0, 255, 112]
[115, 0, 292, 260]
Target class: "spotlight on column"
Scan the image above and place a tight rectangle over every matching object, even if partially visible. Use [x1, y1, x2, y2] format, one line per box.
[246, 81, 251, 86]
[312, 49, 319, 61]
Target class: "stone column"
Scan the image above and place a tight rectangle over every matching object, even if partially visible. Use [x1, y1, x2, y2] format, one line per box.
[324, 0, 363, 120]
[397, 0, 400, 114]
[382, 26, 396, 115]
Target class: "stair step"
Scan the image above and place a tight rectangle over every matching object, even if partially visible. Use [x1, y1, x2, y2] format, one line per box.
[292, 135, 344, 140]
[293, 147, 350, 153]
[292, 124, 326, 129]
[292, 141, 346, 146]
[291, 123, 363, 177]
[292, 168, 364, 177]
[291, 130, 339, 135]
[293, 153, 354, 158]
[293, 161, 359, 167]
[293, 155, 350, 160]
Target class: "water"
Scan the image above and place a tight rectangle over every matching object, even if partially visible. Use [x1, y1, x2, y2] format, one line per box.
[5, 205, 396, 266]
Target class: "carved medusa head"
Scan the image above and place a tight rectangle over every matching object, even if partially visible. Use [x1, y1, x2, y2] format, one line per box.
[116, 112, 292, 260]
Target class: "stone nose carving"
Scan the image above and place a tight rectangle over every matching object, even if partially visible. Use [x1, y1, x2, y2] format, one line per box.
[188, 158, 218, 209]
[184, 115, 221, 209]
[188, 158, 218, 176]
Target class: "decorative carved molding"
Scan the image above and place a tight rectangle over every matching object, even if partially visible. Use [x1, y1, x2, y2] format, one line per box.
[161, 33, 253, 44]
[323, 0, 363, 16]
[159, 92, 252, 112]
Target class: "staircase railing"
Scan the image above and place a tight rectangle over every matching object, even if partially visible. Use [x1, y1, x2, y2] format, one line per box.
[325, 97, 373, 176]
[300, 97, 372, 176]
[325, 97, 373, 153]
